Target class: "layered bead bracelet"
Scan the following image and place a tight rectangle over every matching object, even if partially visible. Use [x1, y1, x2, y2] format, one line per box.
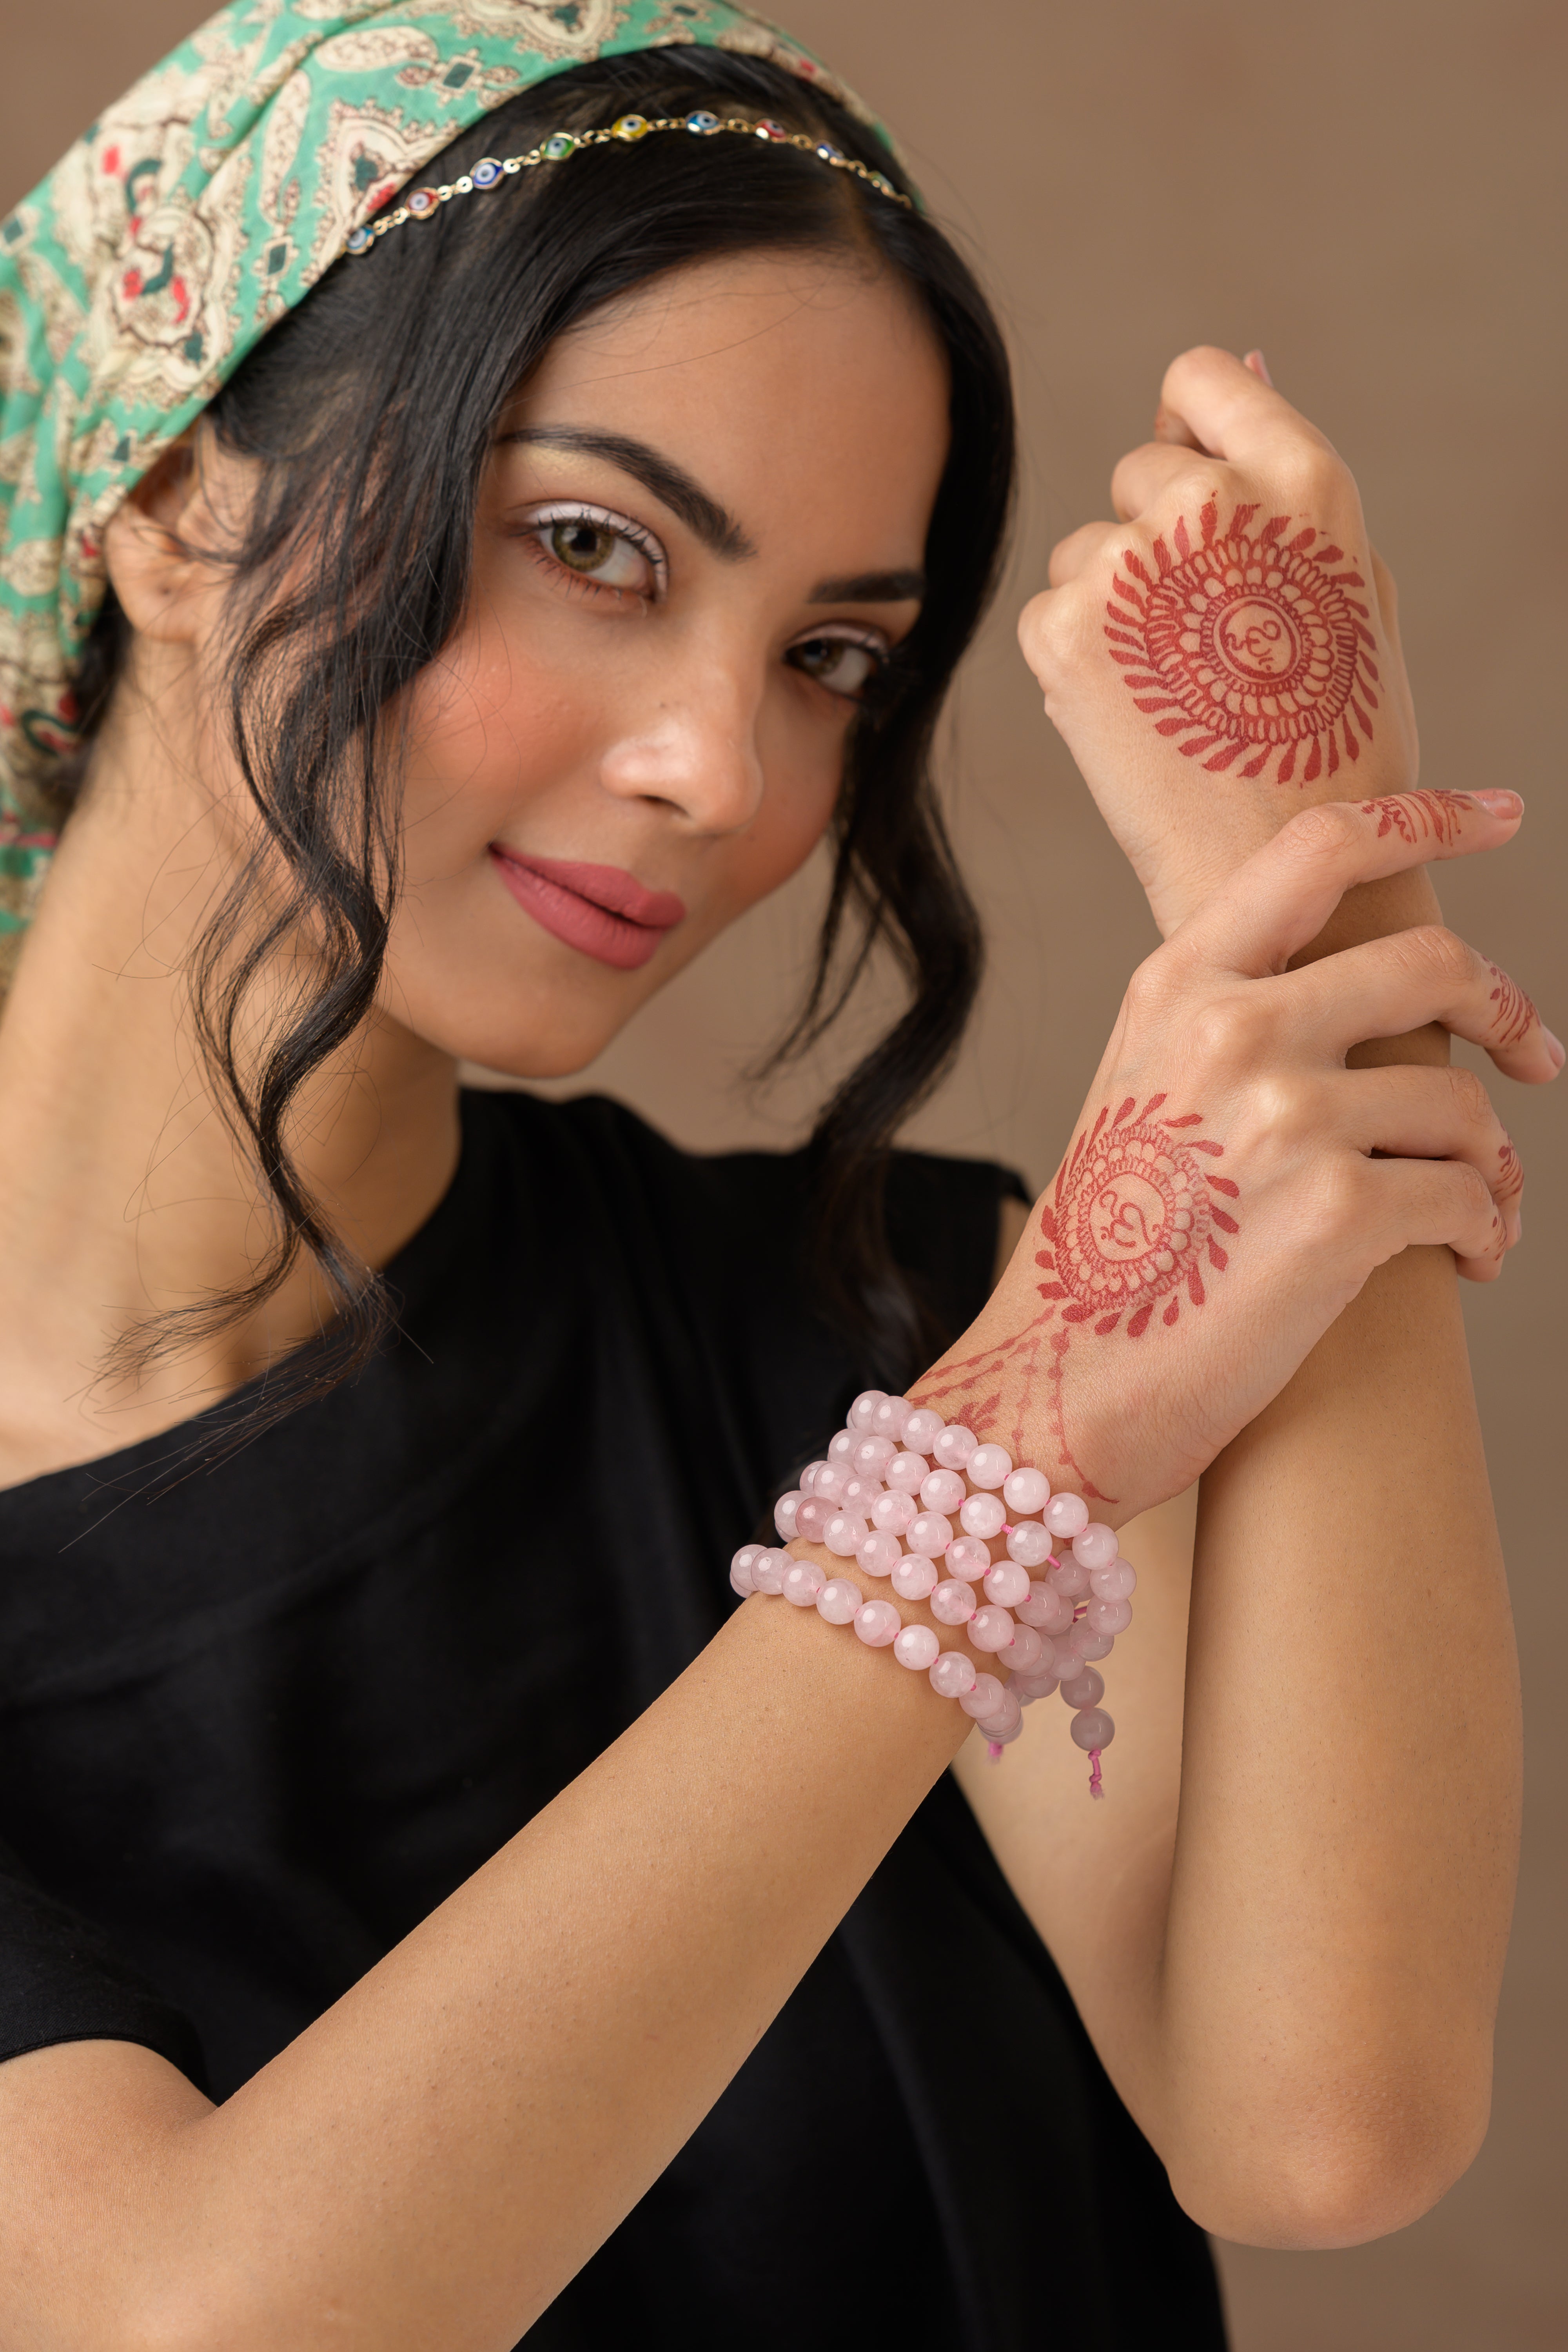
[730, 1390, 1136, 1796]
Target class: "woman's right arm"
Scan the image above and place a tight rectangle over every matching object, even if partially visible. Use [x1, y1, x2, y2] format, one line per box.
[0, 1601, 973, 2352]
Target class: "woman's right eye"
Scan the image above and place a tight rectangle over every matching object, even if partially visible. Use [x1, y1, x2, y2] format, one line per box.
[519, 502, 668, 601]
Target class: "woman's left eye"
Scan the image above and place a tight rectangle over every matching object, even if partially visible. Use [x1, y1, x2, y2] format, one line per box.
[521, 503, 666, 599]
[786, 630, 888, 701]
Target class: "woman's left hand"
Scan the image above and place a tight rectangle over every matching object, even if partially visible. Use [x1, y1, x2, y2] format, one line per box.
[1018, 345, 1423, 936]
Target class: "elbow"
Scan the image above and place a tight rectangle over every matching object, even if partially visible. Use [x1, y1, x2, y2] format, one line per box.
[1165, 2078, 1493, 2250]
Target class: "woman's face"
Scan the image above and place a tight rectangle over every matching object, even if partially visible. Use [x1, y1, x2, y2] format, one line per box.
[381, 246, 950, 1076]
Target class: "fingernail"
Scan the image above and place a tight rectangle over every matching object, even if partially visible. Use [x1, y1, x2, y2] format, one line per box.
[1244, 348, 1275, 387]
[1544, 1027, 1566, 1070]
[1469, 789, 1524, 816]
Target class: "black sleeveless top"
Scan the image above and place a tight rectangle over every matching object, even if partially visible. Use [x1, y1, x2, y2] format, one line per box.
[0, 1090, 1224, 2350]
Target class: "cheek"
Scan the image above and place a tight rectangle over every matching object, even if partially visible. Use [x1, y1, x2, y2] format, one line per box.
[395, 618, 590, 876]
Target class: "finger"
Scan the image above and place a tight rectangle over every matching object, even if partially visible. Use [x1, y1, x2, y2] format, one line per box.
[1046, 519, 1118, 588]
[1177, 791, 1524, 979]
[1109, 441, 1212, 521]
[1156, 343, 1340, 473]
[1359, 1155, 1509, 1285]
[1326, 1063, 1524, 1245]
[1280, 925, 1560, 1085]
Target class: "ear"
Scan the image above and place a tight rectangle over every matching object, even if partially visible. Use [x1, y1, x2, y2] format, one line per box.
[102, 428, 231, 646]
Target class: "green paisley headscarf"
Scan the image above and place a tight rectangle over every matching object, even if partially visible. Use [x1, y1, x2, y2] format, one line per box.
[0, 0, 895, 986]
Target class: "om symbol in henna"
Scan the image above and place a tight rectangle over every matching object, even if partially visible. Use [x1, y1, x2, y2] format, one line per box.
[1105, 498, 1380, 786]
[920, 1095, 1239, 1502]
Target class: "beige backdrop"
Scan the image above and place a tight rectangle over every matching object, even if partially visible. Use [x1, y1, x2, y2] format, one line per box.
[5, 4, 1564, 2343]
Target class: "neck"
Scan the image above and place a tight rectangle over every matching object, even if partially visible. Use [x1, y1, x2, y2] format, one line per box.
[0, 715, 460, 1486]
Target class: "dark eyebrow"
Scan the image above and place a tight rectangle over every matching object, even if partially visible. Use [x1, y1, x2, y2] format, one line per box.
[500, 425, 755, 561]
[809, 568, 926, 605]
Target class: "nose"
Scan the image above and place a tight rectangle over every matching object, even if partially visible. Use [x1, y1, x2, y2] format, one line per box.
[596, 644, 766, 837]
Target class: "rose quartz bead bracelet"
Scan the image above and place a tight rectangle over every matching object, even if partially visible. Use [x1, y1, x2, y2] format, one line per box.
[728, 1389, 1134, 1797]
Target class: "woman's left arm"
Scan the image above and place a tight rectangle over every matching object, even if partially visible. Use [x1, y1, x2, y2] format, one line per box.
[950, 357, 1541, 2247]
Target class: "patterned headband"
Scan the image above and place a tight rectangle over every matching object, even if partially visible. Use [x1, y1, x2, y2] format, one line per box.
[347, 109, 911, 256]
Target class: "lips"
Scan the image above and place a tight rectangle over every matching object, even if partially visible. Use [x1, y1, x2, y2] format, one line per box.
[488, 848, 686, 972]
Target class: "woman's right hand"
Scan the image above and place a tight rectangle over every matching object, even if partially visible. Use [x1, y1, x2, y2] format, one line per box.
[917, 788, 1559, 1521]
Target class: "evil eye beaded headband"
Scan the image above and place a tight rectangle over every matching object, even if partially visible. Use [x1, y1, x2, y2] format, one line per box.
[345, 110, 912, 255]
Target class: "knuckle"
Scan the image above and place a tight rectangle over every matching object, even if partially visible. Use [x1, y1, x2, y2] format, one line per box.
[1313, 1157, 1370, 1247]
[1189, 992, 1271, 1070]
[1406, 924, 1473, 991]
[1445, 1065, 1494, 1129]
[1284, 800, 1364, 866]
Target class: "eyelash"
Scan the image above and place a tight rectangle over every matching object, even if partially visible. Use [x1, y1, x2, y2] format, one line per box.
[515, 501, 893, 699]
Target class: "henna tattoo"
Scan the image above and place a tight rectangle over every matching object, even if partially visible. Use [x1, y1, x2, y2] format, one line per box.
[1358, 789, 1464, 845]
[920, 1095, 1239, 1502]
[1485, 962, 1536, 1048]
[1105, 498, 1379, 784]
[1495, 1134, 1524, 1210]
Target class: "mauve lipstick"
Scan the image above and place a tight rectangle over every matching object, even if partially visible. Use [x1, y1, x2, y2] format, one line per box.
[488, 848, 686, 971]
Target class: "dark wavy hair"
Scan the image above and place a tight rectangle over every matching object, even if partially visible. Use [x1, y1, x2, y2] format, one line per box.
[70, 45, 1016, 1422]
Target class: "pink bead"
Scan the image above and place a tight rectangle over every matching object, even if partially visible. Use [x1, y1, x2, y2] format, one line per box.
[1068, 1627, 1114, 1662]
[782, 1560, 825, 1607]
[1045, 1492, 1089, 1540]
[752, 1548, 789, 1595]
[891, 1554, 939, 1601]
[798, 1460, 828, 1495]
[930, 1579, 977, 1626]
[893, 1623, 940, 1672]
[794, 1497, 831, 1543]
[1001, 1466, 1050, 1515]
[815, 1464, 848, 1506]
[902, 1406, 946, 1455]
[884, 1450, 927, 1496]
[1017, 1580, 1074, 1635]
[945, 1535, 992, 1583]
[823, 1510, 869, 1558]
[730, 1544, 761, 1597]
[1072, 1521, 1119, 1570]
[848, 1388, 887, 1432]
[838, 1475, 880, 1515]
[1003, 1622, 1045, 1671]
[920, 1468, 966, 1515]
[853, 1435, 896, 1480]
[828, 1429, 856, 1464]
[870, 1395, 914, 1444]
[929, 1650, 978, 1699]
[773, 1490, 803, 1540]
[932, 1422, 978, 1471]
[857, 1529, 902, 1578]
[983, 1560, 1030, 1608]
[969, 1605, 1016, 1653]
[816, 1577, 862, 1624]
[869, 1488, 918, 1536]
[959, 1492, 1006, 1540]
[854, 1599, 900, 1648]
[967, 1442, 1013, 1490]
[907, 1511, 955, 1558]
[1008, 1667, 1059, 1704]
[1087, 1596, 1133, 1635]
[976, 1688, 1022, 1739]
[1091, 1559, 1138, 1601]
[960, 1671, 1007, 1720]
[1004, 1521, 1053, 1569]
[1047, 1557, 1089, 1597]
[1059, 1665, 1105, 1709]
[1070, 1707, 1114, 1753]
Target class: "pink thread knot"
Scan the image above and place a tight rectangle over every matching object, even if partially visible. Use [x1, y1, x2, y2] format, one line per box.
[1088, 1748, 1104, 1799]
[986, 1741, 1004, 1764]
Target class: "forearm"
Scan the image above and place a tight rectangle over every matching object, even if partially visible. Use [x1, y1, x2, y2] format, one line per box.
[14, 1602, 967, 2349]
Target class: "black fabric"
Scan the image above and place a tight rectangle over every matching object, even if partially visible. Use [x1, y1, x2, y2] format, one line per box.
[0, 1089, 1225, 2351]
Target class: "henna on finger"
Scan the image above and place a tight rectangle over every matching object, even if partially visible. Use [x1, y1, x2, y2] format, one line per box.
[1484, 963, 1537, 1049]
[1357, 790, 1464, 846]
[1105, 498, 1379, 785]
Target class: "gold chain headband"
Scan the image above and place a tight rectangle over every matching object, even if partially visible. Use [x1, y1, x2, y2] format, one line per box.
[345, 110, 912, 256]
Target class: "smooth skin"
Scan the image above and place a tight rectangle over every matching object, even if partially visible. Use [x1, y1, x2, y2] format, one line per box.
[0, 265, 1551, 2349]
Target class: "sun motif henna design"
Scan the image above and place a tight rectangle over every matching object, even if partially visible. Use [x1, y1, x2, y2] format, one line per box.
[919, 1095, 1238, 1501]
[1485, 962, 1536, 1048]
[1105, 498, 1379, 784]
[1358, 790, 1464, 846]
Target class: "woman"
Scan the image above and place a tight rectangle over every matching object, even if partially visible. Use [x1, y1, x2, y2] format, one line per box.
[0, 5, 1550, 2346]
